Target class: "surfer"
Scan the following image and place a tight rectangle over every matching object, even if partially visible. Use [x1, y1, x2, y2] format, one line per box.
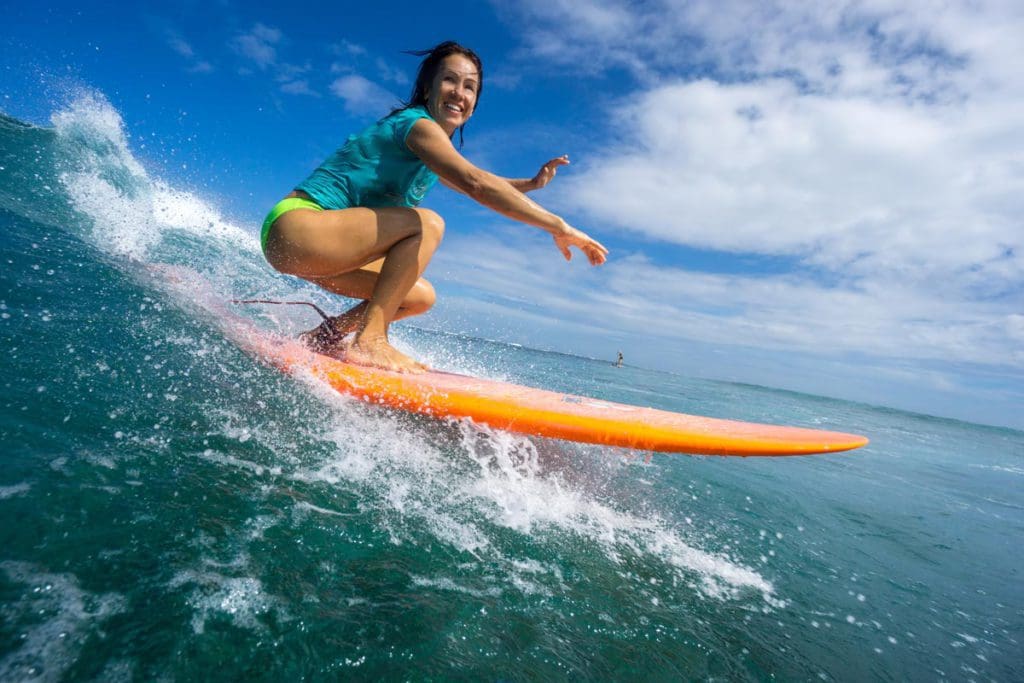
[261, 41, 608, 373]
[616, 351, 623, 367]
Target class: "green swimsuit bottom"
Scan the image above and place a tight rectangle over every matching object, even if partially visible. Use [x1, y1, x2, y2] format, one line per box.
[260, 196, 323, 254]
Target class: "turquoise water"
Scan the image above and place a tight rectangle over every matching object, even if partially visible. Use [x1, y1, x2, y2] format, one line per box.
[1, 96, 1022, 681]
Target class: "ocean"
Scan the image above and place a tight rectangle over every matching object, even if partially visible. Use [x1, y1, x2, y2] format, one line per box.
[1, 95, 1021, 681]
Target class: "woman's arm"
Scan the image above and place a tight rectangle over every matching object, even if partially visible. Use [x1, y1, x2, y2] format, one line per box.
[505, 177, 539, 193]
[407, 120, 607, 265]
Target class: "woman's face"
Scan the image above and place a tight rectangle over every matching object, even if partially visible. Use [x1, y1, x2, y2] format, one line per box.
[426, 54, 479, 136]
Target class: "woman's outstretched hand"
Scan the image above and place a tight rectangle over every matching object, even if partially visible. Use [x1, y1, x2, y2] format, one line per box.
[532, 155, 570, 190]
[553, 223, 608, 266]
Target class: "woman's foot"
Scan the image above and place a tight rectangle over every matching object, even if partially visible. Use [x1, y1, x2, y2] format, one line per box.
[298, 320, 347, 354]
[298, 305, 366, 355]
[344, 335, 429, 373]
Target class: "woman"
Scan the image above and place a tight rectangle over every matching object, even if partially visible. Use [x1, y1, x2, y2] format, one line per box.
[261, 41, 608, 373]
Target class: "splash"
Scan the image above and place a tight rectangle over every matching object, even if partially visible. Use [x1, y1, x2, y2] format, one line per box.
[283, 373, 781, 604]
[49, 91, 260, 269]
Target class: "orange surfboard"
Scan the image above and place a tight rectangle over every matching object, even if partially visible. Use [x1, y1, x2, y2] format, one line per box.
[222, 318, 868, 457]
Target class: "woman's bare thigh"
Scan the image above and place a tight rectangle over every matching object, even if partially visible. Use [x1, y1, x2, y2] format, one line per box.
[264, 206, 434, 279]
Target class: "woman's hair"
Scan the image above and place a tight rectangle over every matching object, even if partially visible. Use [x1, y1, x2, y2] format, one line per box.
[397, 41, 483, 148]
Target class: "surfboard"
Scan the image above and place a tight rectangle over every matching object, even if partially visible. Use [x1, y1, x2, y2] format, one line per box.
[225, 318, 867, 457]
[153, 265, 867, 456]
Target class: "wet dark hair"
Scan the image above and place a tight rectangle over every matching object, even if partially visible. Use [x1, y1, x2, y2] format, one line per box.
[396, 41, 483, 149]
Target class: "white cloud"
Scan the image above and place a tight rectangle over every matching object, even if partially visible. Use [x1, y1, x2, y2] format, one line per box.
[499, 0, 1024, 97]
[280, 80, 318, 97]
[329, 74, 399, 115]
[375, 57, 410, 86]
[167, 35, 194, 59]
[227, 26, 322, 95]
[494, 0, 645, 76]
[562, 78, 1022, 289]
[230, 23, 281, 70]
[335, 39, 367, 57]
[328, 48, 410, 98]
[484, 68, 523, 91]
[274, 63, 318, 96]
[164, 30, 213, 74]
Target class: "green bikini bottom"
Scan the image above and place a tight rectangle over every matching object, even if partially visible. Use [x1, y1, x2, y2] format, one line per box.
[260, 196, 323, 254]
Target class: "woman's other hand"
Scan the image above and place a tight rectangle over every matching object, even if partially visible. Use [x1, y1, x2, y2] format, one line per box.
[531, 155, 570, 190]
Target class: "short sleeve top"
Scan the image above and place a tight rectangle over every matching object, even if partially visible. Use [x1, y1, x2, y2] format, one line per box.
[295, 106, 439, 210]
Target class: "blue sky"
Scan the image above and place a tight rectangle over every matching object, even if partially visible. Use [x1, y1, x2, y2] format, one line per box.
[4, 1, 1023, 429]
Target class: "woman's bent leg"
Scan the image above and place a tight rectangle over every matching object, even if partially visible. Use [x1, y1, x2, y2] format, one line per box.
[264, 206, 444, 372]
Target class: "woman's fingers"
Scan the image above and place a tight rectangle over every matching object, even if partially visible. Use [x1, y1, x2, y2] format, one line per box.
[553, 228, 608, 265]
[545, 156, 569, 178]
[535, 155, 570, 188]
[584, 241, 607, 265]
[579, 232, 607, 265]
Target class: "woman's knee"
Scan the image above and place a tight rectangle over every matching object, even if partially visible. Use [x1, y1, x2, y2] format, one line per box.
[416, 208, 445, 244]
[406, 278, 436, 314]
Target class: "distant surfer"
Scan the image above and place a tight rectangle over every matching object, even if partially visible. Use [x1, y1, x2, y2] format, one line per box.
[616, 351, 623, 367]
[260, 41, 607, 373]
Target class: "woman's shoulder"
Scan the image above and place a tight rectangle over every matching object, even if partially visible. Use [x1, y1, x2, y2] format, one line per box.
[385, 105, 437, 143]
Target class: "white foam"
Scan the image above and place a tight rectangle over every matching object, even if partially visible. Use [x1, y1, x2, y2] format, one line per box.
[67, 169, 163, 259]
[152, 183, 255, 248]
[170, 570, 287, 635]
[0, 482, 31, 499]
[293, 500, 355, 518]
[50, 94, 161, 259]
[50, 92, 147, 179]
[285, 392, 783, 605]
[969, 464, 1024, 475]
[410, 575, 503, 598]
[0, 562, 126, 682]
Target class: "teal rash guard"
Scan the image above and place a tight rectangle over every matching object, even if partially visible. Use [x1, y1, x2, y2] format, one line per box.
[295, 105, 440, 210]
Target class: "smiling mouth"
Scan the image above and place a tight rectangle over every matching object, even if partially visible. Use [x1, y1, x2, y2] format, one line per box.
[443, 103, 463, 114]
